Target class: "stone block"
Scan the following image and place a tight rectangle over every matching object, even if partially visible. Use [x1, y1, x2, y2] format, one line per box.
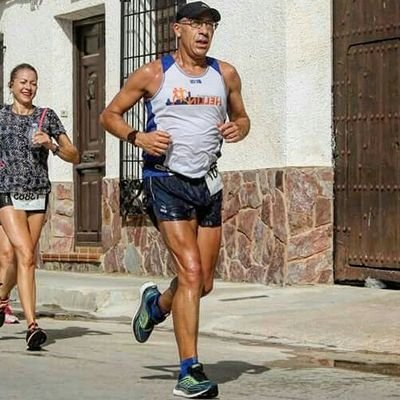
[53, 215, 74, 237]
[286, 169, 318, 214]
[239, 182, 262, 209]
[223, 220, 237, 260]
[237, 209, 259, 239]
[124, 243, 142, 274]
[261, 194, 272, 228]
[288, 225, 333, 261]
[55, 199, 74, 217]
[315, 197, 332, 227]
[287, 249, 334, 284]
[272, 189, 288, 243]
[55, 183, 73, 200]
[289, 211, 314, 236]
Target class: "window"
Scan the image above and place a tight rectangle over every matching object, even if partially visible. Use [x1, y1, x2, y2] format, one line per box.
[120, 0, 185, 216]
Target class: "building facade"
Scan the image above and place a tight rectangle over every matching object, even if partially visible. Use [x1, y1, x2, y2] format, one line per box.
[0, 0, 334, 284]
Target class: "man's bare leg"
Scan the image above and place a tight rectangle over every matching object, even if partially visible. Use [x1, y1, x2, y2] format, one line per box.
[158, 225, 221, 314]
[159, 220, 203, 360]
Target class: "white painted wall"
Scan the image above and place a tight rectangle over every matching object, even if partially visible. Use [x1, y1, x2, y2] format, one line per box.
[210, 0, 287, 169]
[0, 0, 332, 177]
[103, 1, 121, 178]
[285, 0, 332, 167]
[207, 0, 332, 170]
[0, 0, 121, 180]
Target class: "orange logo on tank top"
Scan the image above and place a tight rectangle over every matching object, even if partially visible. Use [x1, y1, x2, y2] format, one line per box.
[166, 88, 222, 106]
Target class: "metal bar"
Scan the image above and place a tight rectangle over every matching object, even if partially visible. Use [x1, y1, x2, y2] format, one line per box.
[119, 0, 186, 216]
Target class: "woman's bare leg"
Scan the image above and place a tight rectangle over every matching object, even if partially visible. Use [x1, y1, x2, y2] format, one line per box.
[0, 207, 45, 326]
[0, 226, 17, 297]
[27, 212, 46, 306]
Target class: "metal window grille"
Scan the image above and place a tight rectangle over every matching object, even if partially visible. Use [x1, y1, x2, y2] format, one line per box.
[120, 0, 185, 216]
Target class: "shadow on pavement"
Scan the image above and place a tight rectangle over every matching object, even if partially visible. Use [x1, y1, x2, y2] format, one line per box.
[0, 335, 19, 341]
[34, 326, 112, 346]
[141, 360, 269, 383]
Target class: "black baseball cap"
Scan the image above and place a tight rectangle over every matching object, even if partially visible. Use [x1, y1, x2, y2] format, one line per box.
[176, 1, 221, 23]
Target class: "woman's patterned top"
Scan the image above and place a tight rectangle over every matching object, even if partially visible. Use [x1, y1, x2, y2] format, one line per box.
[0, 105, 66, 194]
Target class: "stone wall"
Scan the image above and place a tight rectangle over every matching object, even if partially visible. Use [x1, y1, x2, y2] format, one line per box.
[102, 167, 334, 285]
[40, 183, 75, 253]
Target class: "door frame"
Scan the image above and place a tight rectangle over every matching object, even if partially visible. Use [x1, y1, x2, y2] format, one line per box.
[73, 14, 105, 247]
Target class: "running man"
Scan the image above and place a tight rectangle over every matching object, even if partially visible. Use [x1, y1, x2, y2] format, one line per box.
[100, 2, 250, 397]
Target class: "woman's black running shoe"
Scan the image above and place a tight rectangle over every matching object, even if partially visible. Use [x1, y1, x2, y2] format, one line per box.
[26, 322, 47, 350]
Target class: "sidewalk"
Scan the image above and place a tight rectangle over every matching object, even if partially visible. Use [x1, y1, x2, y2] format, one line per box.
[30, 270, 400, 355]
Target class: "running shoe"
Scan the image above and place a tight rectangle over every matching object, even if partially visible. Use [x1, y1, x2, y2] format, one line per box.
[26, 322, 47, 350]
[4, 304, 19, 324]
[131, 282, 165, 343]
[0, 297, 10, 328]
[173, 363, 218, 398]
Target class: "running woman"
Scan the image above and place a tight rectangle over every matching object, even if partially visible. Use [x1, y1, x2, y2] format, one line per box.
[0, 63, 79, 350]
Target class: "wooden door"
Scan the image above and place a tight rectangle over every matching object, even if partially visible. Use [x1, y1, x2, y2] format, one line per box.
[334, 0, 400, 282]
[74, 17, 105, 246]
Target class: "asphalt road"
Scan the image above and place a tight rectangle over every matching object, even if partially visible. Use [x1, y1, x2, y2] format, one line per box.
[1, 318, 400, 400]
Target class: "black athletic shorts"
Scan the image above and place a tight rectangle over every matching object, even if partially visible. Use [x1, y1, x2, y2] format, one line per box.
[144, 174, 222, 228]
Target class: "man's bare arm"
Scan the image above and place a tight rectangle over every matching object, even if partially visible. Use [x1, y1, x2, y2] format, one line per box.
[218, 62, 250, 143]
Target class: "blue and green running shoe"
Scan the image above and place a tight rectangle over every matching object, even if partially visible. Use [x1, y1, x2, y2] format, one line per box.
[132, 282, 164, 343]
[173, 363, 218, 398]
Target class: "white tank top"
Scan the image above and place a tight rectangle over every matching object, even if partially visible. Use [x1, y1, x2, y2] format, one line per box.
[143, 54, 227, 179]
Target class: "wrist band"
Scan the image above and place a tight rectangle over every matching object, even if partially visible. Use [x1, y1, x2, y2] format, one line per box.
[127, 129, 139, 145]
